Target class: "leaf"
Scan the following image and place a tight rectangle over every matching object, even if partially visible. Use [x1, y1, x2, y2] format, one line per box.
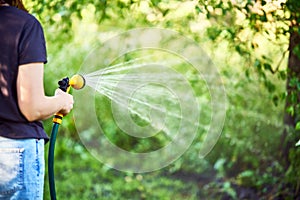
[206, 27, 222, 40]
[296, 139, 300, 147]
[254, 59, 261, 69]
[222, 181, 237, 199]
[297, 82, 300, 91]
[260, 11, 268, 22]
[287, 106, 294, 116]
[264, 80, 276, 93]
[195, 5, 202, 13]
[263, 63, 273, 73]
[289, 77, 298, 87]
[272, 95, 279, 106]
[214, 158, 226, 172]
[292, 44, 300, 60]
[296, 122, 300, 130]
[245, 68, 250, 79]
[151, 0, 160, 7]
[278, 70, 286, 80]
[238, 170, 255, 178]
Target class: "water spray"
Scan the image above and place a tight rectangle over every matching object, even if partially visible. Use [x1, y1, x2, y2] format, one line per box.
[48, 74, 85, 200]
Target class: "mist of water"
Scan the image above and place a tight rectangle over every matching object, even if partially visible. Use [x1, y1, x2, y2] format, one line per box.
[79, 55, 203, 137]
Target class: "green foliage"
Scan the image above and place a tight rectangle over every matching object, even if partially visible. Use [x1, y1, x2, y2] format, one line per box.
[222, 182, 237, 199]
[285, 147, 300, 194]
[296, 122, 300, 131]
[44, 138, 199, 200]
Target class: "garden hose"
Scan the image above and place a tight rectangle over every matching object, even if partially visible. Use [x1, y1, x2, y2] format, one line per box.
[48, 74, 85, 200]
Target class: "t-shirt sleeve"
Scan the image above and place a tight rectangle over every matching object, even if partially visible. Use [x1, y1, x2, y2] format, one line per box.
[18, 17, 47, 65]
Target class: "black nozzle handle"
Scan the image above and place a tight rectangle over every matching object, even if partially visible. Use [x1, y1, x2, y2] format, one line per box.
[58, 77, 69, 92]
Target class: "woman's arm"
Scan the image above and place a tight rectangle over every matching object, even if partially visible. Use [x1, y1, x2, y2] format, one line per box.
[17, 63, 74, 122]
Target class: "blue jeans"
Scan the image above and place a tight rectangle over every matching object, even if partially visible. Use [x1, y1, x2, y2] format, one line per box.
[0, 137, 45, 200]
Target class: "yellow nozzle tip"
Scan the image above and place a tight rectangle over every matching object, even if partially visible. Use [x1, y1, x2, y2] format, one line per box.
[70, 74, 85, 90]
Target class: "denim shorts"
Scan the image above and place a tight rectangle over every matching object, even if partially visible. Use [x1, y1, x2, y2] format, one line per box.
[0, 136, 45, 200]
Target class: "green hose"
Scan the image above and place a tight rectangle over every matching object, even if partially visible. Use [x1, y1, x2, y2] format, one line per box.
[48, 122, 59, 200]
[48, 77, 69, 200]
[47, 75, 85, 200]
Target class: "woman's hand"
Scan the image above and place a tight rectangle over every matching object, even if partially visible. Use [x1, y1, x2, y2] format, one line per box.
[54, 88, 74, 116]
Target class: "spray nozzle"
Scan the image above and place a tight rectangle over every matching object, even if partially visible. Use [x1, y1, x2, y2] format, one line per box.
[69, 74, 85, 90]
[57, 74, 85, 92]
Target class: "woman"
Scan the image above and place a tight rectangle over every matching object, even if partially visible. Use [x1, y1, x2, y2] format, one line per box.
[0, 0, 74, 199]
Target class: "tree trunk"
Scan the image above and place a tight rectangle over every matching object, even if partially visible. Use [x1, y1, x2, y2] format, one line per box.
[281, 25, 300, 167]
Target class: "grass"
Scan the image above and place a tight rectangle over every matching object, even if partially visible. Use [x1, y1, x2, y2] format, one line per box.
[43, 138, 199, 200]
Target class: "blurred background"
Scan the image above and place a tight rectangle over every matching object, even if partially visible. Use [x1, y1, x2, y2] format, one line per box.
[23, 0, 300, 199]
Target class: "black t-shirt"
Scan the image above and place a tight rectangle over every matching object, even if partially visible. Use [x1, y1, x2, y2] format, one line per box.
[0, 6, 49, 140]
